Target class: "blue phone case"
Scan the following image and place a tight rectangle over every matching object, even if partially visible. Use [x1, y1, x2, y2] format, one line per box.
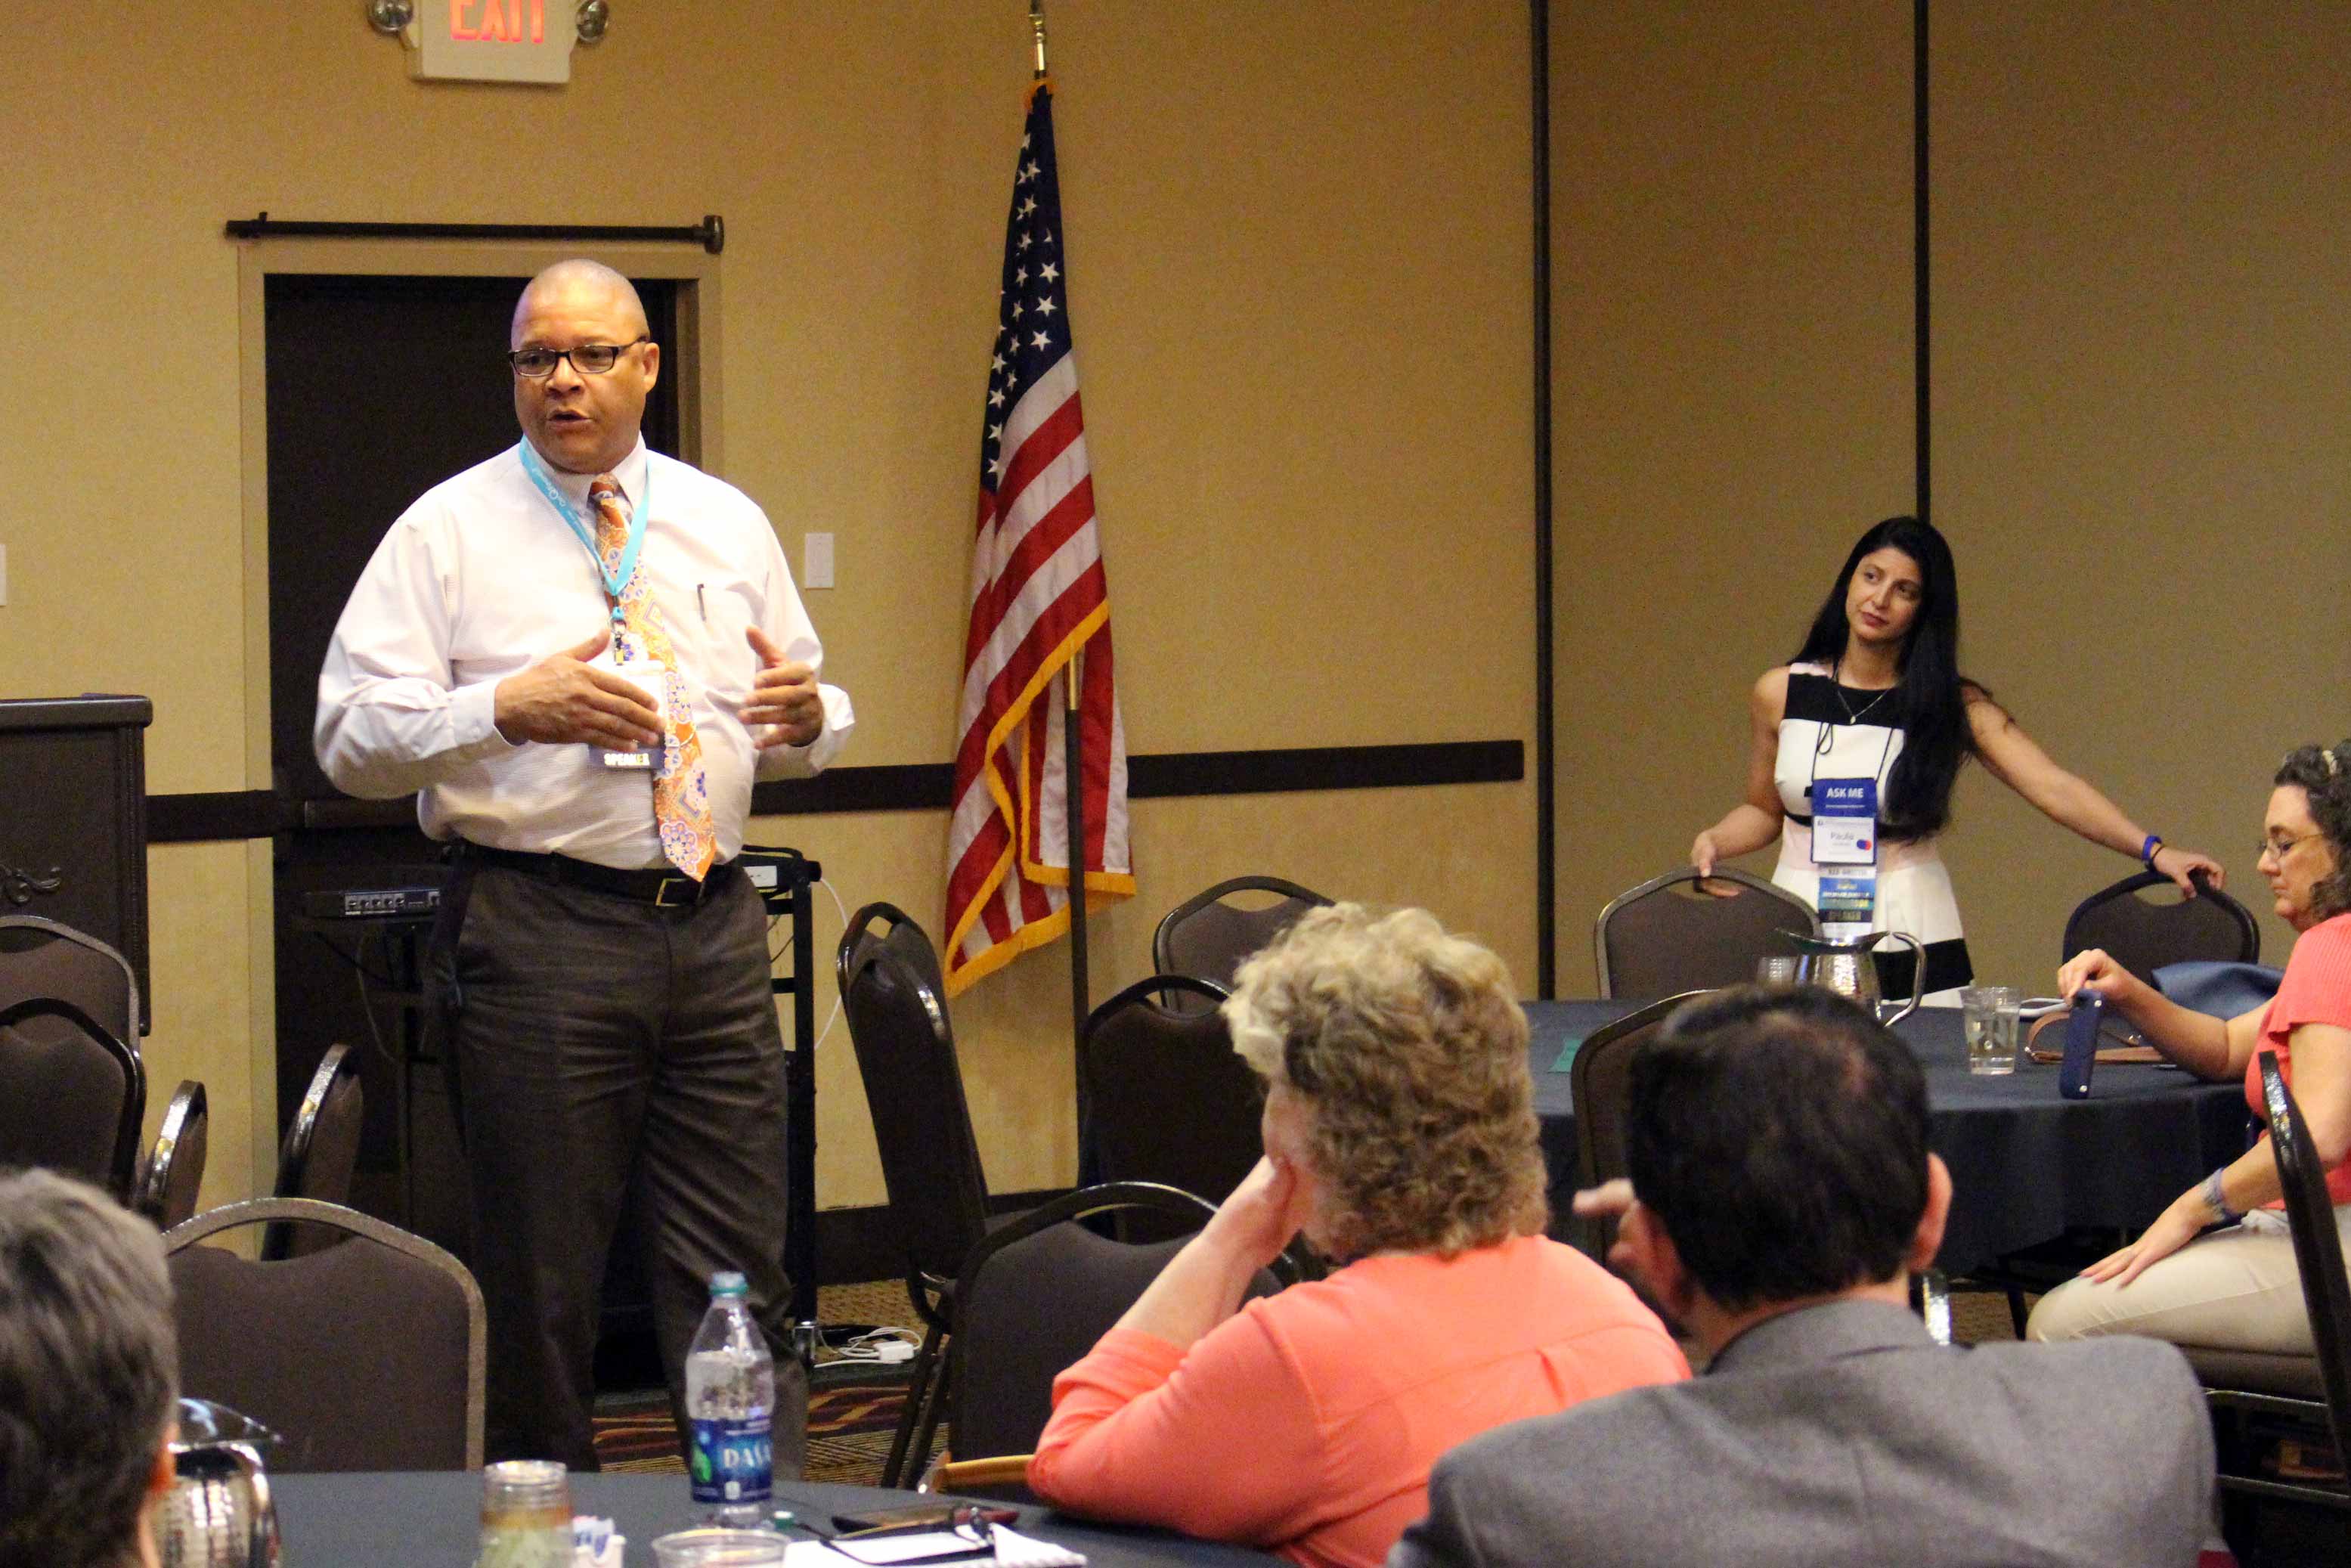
[2060, 990, 2104, 1100]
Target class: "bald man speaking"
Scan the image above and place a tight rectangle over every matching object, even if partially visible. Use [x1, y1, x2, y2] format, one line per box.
[317, 260, 851, 1470]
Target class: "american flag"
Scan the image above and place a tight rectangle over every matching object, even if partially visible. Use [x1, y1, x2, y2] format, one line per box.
[943, 80, 1132, 996]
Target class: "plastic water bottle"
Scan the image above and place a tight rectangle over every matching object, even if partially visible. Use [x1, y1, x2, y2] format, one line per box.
[685, 1271, 775, 1529]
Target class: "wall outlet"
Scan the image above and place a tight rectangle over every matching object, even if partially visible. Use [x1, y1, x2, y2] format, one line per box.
[804, 532, 835, 589]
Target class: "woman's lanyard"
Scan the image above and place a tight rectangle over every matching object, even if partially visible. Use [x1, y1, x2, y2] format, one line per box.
[1807, 697, 1899, 826]
[517, 439, 652, 630]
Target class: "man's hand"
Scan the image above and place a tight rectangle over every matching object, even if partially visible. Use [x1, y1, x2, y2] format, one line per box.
[745, 626, 822, 749]
[493, 628, 664, 749]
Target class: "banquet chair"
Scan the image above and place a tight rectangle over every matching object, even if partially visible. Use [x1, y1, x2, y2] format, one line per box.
[133, 1080, 209, 1231]
[838, 903, 994, 1487]
[1152, 876, 1333, 1012]
[925, 1182, 1289, 1504]
[262, 1043, 366, 1261]
[1593, 869, 1818, 999]
[0, 913, 141, 1042]
[0, 994, 146, 1201]
[2061, 869, 2260, 984]
[166, 1198, 485, 1471]
[1079, 976, 1259, 1222]
[1567, 992, 1708, 1259]
[2200, 1054, 2351, 1553]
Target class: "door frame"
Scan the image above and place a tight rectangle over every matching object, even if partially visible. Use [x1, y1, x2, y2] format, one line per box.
[233, 239, 723, 1195]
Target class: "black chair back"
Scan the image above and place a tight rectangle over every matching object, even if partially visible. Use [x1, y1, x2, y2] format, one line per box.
[2062, 870, 2260, 984]
[837, 904, 993, 1303]
[1152, 876, 1333, 1010]
[135, 1079, 209, 1230]
[2259, 1052, 2351, 1456]
[1079, 976, 1260, 1225]
[265, 1043, 366, 1261]
[948, 1182, 1284, 1483]
[1594, 869, 1817, 999]
[0, 914, 141, 1041]
[1568, 992, 1708, 1257]
[0, 995, 146, 1199]
[165, 1198, 485, 1471]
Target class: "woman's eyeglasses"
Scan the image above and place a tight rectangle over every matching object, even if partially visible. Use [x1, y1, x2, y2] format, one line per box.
[781, 1503, 1012, 1563]
[2258, 833, 2318, 865]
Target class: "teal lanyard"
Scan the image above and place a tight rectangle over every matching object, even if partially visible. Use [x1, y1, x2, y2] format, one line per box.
[517, 440, 652, 628]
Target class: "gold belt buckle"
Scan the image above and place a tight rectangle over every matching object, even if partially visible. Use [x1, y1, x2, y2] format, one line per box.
[653, 875, 696, 908]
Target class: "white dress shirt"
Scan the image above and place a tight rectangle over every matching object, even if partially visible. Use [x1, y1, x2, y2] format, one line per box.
[315, 438, 853, 869]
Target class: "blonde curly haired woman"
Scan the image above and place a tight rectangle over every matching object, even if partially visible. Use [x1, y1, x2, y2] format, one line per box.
[1030, 904, 1687, 1568]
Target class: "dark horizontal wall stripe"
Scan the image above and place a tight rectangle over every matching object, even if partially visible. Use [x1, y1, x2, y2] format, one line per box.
[1131, 740, 1522, 798]
[753, 764, 952, 817]
[147, 791, 280, 843]
[146, 740, 1527, 843]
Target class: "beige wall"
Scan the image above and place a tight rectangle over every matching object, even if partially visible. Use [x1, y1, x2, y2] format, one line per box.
[1931, 2, 2351, 986]
[1551, 2, 2351, 994]
[1549, 2, 1916, 988]
[4, 4, 1538, 1214]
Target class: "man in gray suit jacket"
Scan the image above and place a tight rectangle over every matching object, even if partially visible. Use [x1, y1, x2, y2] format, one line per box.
[1391, 987, 2214, 1568]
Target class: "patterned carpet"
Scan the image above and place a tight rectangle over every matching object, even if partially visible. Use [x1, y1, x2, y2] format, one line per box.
[594, 1280, 940, 1486]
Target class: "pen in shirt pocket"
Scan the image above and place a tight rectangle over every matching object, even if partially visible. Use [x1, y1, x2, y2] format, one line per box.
[695, 583, 708, 622]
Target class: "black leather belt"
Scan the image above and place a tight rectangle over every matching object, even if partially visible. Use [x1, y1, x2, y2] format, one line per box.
[457, 843, 738, 907]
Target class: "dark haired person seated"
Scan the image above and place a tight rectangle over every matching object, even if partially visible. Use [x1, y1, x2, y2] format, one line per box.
[1391, 987, 2214, 1568]
[0, 1168, 181, 1568]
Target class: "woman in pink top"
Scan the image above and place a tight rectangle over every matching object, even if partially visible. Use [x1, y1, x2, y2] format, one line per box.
[1030, 904, 1688, 1568]
[2030, 740, 2351, 1357]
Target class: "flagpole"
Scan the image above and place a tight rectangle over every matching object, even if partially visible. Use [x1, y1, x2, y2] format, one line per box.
[1029, 0, 1048, 79]
[1064, 646, 1091, 1065]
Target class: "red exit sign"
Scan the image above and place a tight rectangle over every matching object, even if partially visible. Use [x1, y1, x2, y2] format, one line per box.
[403, 0, 580, 83]
[449, 2, 548, 44]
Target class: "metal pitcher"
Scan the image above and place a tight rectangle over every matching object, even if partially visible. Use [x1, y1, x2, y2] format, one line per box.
[1776, 928, 1925, 1027]
[155, 1402, 281, 1568]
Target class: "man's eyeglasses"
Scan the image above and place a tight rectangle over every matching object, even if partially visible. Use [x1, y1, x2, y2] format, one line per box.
[507, 336, 650, 379]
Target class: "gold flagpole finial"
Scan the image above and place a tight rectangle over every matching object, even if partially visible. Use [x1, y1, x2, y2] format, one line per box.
[1028, 0, 1048, 80]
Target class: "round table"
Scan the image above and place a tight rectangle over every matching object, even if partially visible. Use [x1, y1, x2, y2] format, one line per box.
[270, 1470, 1281, 1566]
[1526, 999, 2251, 1274]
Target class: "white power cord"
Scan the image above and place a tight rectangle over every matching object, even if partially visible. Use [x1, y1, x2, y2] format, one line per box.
[829, 1326, 920, 1365]
[765, 875, 852, 1052]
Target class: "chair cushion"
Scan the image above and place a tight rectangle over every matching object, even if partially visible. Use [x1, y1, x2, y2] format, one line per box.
[0, 1017, 129, 1187]
[169, 1236, 472, 1470]
[2185, 1343, 2327, 1399]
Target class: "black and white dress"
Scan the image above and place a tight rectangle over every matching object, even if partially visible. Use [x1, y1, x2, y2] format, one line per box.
[1770, 662, 1972, 999]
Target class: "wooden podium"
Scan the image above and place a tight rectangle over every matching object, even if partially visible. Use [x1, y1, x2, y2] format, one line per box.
[0, 696, 153, 1030]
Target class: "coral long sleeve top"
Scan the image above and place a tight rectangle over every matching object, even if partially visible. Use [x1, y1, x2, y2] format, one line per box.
[1029, 1233, 1688, 1568]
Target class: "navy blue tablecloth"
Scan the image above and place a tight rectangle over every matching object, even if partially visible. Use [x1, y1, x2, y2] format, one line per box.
[271, 1470, 1281, 1566]
[1528, 999, 2252, 1275]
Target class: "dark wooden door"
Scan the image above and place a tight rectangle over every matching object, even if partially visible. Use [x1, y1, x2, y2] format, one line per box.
[265, 271, 682, 1275]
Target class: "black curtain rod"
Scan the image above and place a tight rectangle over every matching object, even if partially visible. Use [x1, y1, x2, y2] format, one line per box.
[224, 212, 724, 254]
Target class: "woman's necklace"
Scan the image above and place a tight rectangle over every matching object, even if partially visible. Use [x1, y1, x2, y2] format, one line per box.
[1830, 658, 1894, 727]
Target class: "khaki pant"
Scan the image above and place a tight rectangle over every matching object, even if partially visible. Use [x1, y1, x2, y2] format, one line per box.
[2027, 1205, 2351, 1355]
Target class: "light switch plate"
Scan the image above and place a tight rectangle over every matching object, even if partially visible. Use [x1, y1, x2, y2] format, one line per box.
[804, 532, 835, 589]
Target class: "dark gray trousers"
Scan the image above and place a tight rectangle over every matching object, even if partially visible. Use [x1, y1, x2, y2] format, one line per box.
[436, 860, 809, 1473]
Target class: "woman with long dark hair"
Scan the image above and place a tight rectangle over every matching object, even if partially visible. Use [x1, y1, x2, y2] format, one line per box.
[1690, 515, 2223, 998]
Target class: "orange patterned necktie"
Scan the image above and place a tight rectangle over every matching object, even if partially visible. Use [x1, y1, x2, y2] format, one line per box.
[590, 473, 715, 880]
